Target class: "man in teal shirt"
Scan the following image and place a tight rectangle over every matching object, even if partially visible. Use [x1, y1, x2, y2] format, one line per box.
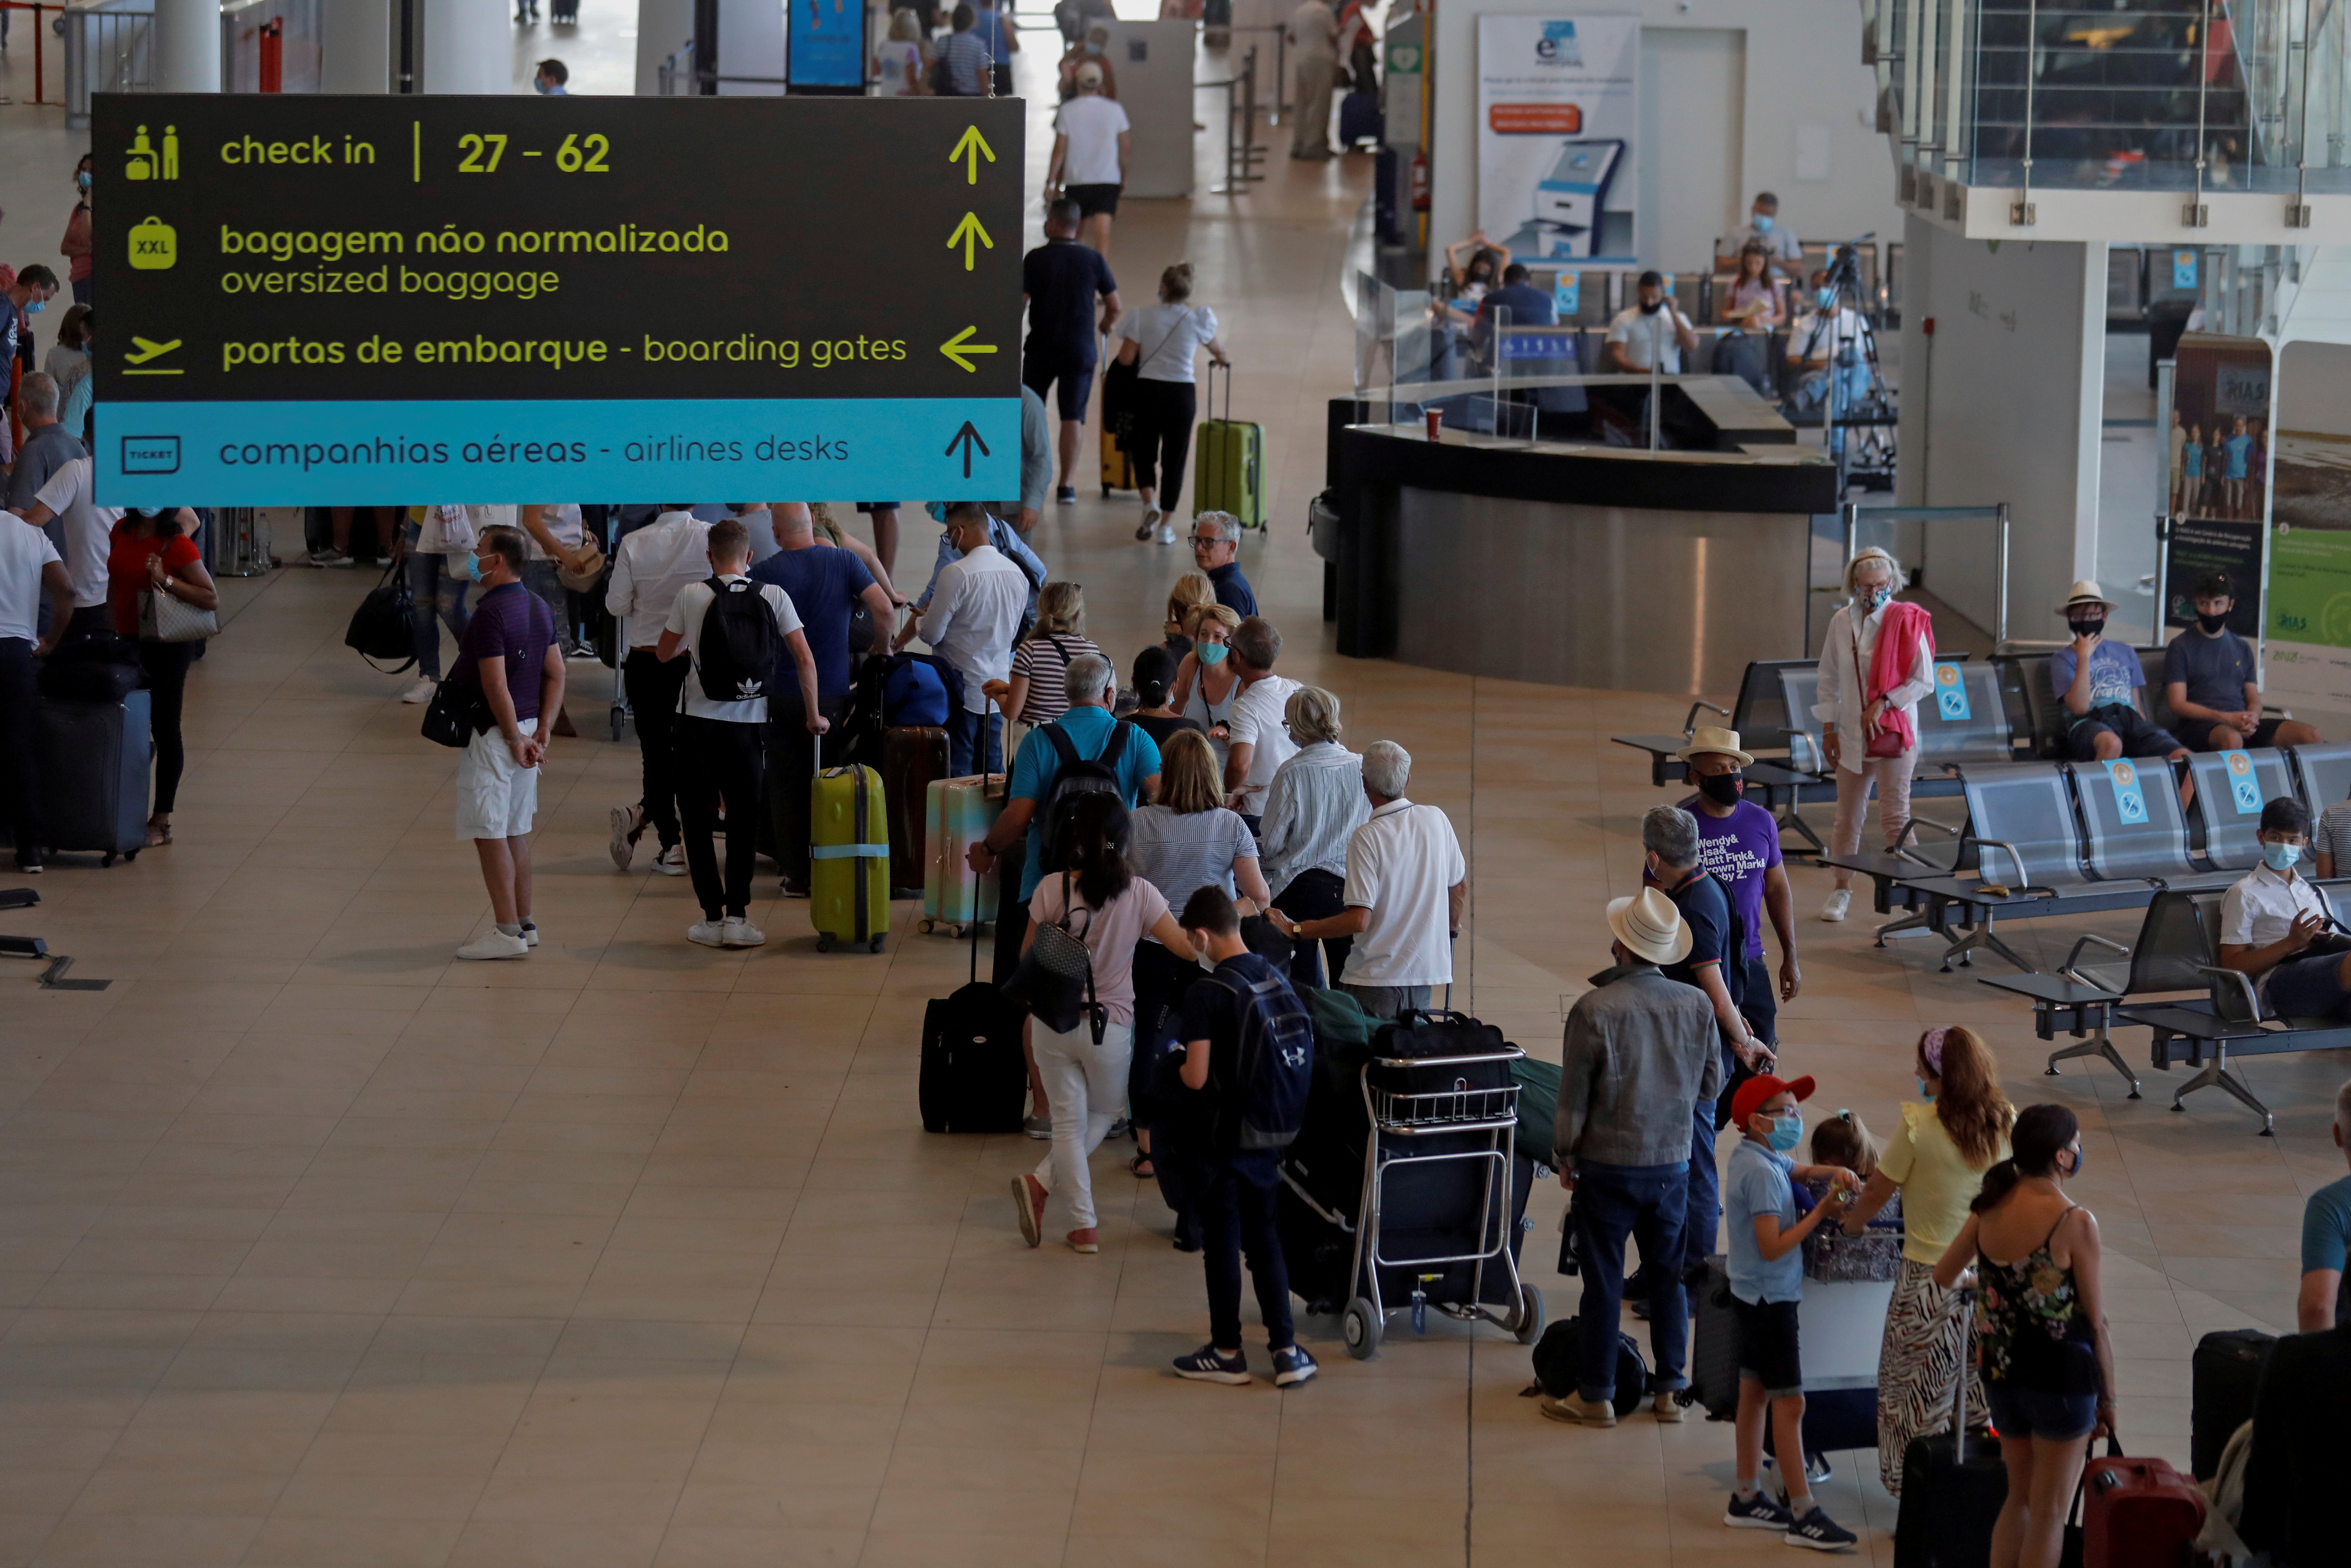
[2301, 1077, 2351, 1330]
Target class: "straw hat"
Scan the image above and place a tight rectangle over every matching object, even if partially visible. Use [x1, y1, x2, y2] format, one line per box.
[1606, 887, 1693, 966]
[1674, 725, 1753, 767]
[2056, 580, 2117, 614]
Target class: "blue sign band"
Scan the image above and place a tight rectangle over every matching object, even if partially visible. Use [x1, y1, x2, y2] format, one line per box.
[94, 396, 1022, 506]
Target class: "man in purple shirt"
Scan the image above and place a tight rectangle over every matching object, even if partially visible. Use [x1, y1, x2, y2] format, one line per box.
[448, 525, 564, 962]
[1675, 728, 1801, 1046]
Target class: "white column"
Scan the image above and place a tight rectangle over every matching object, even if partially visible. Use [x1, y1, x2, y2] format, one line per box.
[321, 0, 392, 92]
[420, 0, 509, 94]
[154, 0, 223, 92]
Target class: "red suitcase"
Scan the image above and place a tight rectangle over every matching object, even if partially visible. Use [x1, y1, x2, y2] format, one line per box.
[2080, 1448, 2204, 1568]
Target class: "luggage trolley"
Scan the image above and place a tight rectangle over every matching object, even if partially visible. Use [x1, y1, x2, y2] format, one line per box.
[1335, 1036, 1544, 1359]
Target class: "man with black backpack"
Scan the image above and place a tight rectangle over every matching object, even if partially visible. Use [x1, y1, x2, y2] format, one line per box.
[655, 516, 825, 949]
[1166, 884, 1318, 1388]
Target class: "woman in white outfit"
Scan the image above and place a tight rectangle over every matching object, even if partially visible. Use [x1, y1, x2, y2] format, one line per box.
[1815, 546, 1936, 921]
[1011, 792, 1198, 1254]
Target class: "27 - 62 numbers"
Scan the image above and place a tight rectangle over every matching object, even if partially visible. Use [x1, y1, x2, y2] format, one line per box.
[455, 132, 611, 173]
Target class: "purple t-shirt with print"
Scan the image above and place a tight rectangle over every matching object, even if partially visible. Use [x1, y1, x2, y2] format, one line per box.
[1678, 796, 1782, 960]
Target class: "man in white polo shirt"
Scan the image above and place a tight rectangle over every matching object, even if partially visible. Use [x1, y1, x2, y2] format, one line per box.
[0, 509, 70, 874]
[10, 454, 120, 640]
[1271, 739, 1466, 1020]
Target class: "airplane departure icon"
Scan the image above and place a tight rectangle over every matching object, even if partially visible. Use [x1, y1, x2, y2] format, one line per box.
[123, 337, 184, 375]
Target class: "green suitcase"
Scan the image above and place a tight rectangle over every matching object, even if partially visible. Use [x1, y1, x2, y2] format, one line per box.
[811, 763, 890, 953]
[1192, 361, 1266, 530]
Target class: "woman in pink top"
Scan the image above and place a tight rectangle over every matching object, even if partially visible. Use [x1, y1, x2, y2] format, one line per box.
[1012, 794, 1198, 1255]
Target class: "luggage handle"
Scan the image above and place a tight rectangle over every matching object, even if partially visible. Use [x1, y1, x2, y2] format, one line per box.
[1950, 1286, 1974, 1462]
[1211, 357, 1232, 424]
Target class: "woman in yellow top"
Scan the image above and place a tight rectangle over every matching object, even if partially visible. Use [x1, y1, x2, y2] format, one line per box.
[1839, 1025, 2014, 1493]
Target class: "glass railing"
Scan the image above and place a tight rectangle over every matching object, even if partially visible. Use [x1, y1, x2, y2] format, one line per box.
[1868, 0, 2351, 202]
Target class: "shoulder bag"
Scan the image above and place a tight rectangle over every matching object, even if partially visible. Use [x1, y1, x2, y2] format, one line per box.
[139, 580, 218, 643]
[420, 672, 488, 748]
[1001, 872, 1105, 1042]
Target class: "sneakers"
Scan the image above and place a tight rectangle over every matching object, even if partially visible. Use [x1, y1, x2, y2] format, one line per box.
[1820, 888, 1850, 922]
[719, 916, 766, 948]
[308, 548, 355, 568]
[401, 678, 437, 704]
[1537, 1392, 1615, 1428]
[519, 921, 539, 948]
[1652, 1393, 1686, 1423]
[687, 921, 729, 948]
[1784, 1506, 1858, 1552]
[455, 930, 529, 961]
[1155, 523, 1176, 545]
[1271, 1346, 1318, 1387]
[12, 854, 41, 876]
[1172, 1345, 1250, 1384]
[1066, 1227, 1099, 1254]
[652, 844, 688, 877]
[1012, 1174, 1045, 1247]
[1023, 1114, 1052, 1140]
[609, 803, 645, 870]
[1055, 485, 1077, 505]
[1723, 1491, 1796, 1531]
[1135, 507, 1161, 540]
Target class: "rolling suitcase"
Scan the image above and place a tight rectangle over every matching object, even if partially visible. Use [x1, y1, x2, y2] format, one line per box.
[918, 895, 1027, 1133]
[922, 774, 1004, 931]
[1893, 1291, 2005, 1566]
[1337, 90, 1382, 148]
[36, 691, 153, 866]
[810, 763, 889, 952]
[1100, 356, 1140, 496]
[880, 725, 949, 897]
[1687, 1257, 1741, 1418]
[1193, 361, 1265, 530]
[2078, 1445, 2204, 1567]
[2190, 1327, 2274, 1480]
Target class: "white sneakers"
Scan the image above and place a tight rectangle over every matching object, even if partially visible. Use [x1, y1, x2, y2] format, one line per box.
[401, 679, 437, 705]
[687, 918, 767, 949]
[1135, 507, 1161, 542]
[1820, 889, 1851, 922]
[1156, 523, 1176, 545]
[455, 930, 528, 961]
[652, 844, 687, 877]
[609, 803, 645, 870]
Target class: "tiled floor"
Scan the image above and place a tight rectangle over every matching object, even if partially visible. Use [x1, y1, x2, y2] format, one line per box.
[1, 18, 2343, 1568]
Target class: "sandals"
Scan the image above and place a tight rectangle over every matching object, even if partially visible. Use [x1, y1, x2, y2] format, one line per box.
[144, 816, 173, 848]
[1128, 1154, 1155, 1179]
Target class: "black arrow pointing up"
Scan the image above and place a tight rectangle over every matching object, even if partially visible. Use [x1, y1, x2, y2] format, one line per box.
[945, 421, 990, 479]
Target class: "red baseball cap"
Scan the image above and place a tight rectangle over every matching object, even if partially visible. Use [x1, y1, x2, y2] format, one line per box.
[1730, 1073, 1817, 1130]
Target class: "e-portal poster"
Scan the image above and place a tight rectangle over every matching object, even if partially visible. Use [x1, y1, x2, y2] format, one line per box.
[1475, 15, 1638, 263]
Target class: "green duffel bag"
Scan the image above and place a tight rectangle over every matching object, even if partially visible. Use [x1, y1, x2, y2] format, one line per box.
[1508, 1055, 1561, 1168]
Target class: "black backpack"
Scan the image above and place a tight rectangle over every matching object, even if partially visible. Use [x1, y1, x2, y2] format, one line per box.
[1036, 720, 1132, 871]
[694, 577, 782, 704]
[1210, 961, 1315, 1151]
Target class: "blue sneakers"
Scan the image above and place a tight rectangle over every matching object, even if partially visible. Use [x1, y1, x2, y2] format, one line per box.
[1723, 1491, 1795, 1531]
[1785, 1506, 1859, 1552]
[1271, 1346, 1318, 1387]
[1172, 1345, 1250, 1384]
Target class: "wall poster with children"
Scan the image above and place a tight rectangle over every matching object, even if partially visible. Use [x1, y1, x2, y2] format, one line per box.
[2161, 335, 2272, 639]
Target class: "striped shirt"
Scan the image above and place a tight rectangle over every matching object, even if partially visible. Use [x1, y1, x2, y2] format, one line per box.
[1258, 741, 1370, 892]
[942, 31, 990, 95]
[1009, 633, 1106, 725]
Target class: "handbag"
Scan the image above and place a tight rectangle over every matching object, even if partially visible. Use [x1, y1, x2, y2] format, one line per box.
[138, 584, 218, 643]
[1849, 619, 1907, 759]
[344, 558, 419, 672]
[420, 674, 485, 749]
[1001, 873, 1105, 1042]
[433, 504, 477, 552]
[554, 536, 606, 594]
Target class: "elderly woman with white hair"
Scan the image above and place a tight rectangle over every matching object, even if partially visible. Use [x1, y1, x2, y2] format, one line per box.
[1258, 685, 1370, 988]
[1272, 739, 1466, 1020]
[1814, 546, 1935, 923]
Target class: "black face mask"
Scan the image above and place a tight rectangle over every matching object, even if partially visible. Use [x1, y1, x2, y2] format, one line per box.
[2068, 617, 2106, 639]
[2197, 611, 2229, 634]
[1639, 298, 1664, 315]
[1697, 771, 1744, 805]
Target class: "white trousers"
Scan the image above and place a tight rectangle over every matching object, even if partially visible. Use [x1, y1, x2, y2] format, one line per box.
[1029, 1018, 1134, 1231]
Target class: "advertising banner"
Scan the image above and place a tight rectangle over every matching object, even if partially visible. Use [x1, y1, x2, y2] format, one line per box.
[788, 0, 868, 90]
[1475, 16, 1638, 263]
[2265, 340, 2351, 721]
[94, 95, 1022, 504]
[2161, 335, 2271, 633]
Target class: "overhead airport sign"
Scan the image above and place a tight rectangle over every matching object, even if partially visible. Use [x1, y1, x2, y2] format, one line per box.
[93, 94, 1023, 504]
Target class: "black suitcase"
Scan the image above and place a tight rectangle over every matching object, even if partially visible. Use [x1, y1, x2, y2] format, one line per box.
[1337, 89, 1382, 148]
[918, 932, 1026, 1134]
[2191, 1327, 2275, 1480]
[1099, 357, 1140, 497]
[37, 636, 142, 702]
[35, 691, 152, 865]
[1528, 1317, 1648, 1416]
[1893, 1290, 2004, 1565]
[1687, 1257, 1741, 1418]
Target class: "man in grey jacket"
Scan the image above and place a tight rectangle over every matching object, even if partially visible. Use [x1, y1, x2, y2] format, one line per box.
[1544, 886, 1725, 1428]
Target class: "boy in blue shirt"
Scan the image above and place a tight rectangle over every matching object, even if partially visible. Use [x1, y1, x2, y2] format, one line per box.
[1722, 1072, 1860, 1552]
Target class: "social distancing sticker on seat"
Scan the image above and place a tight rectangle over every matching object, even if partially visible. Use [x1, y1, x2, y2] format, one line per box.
[2222, 750, 2263, 814]
[2104, 759, 2148, 825]
[1934, 661, 1969, 722]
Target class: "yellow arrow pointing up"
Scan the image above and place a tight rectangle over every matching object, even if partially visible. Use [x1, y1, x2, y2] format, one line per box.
[939, 326, 998, 373]
[947, 212, 994, 272]
[950, 125, 995, 185]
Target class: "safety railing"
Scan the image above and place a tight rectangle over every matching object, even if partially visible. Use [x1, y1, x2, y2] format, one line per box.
[1202, 45, 1267, 193]
[61, 0, 151, 123]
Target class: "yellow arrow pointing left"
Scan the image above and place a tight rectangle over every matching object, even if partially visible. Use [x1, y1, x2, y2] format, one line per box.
[940, 326, 998, 373]
[947, 212, 994, 272]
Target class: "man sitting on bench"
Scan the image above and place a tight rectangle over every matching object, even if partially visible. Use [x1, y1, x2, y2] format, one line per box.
[2218, 798, 2351, 1022]
[2164, 572, 2322, 754]
[2053, 580, 2191, 806]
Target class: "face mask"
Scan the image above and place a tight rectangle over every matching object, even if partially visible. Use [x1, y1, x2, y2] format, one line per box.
[2068, 617, 2105, 639]
[131, 507, 161, 519]
[1197, 642, 1228, 666]
[462, 553, 483, 582]
[1752, 212, 1774, 232]
[924, 501, 948, 522]
[1917, 1078, 1936, 1101]
[76, 172, 91, 191]
[2197, 611, 2228, 633]
[2064, 1143, 2086, 1177]
[1816, 287, 1836, 310]
[1639, 298, 1663, 315]
[2262, 840, 2302, 871]
[1697, 771, 1743, 805]
[1765, 1111, 1803, 1153]
[25, 301, 44, 316]
[534, 79, 553, 94]
[1861, 585, 1891, 611]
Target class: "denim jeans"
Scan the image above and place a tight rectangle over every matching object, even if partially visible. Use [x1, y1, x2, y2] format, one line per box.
[1200, 1148, 1295, 1351]
[1572, 1160, 1691, 1400]
[404, 524, 469, 680]
[947, 705, 1001, 778]
[1682, 1100, 1723, 1278]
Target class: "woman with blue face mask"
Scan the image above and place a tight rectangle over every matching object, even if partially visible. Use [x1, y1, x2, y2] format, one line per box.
[1168, 601, 1241, 772]
[2216, 795, 2351, 1024]
[1816, 547, 1936, 923]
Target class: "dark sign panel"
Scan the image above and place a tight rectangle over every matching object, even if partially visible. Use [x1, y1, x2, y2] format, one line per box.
[94, 94, 1022, 503]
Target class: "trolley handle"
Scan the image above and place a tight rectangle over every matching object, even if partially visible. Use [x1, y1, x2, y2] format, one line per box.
[1369, 1045, 1527, 1069]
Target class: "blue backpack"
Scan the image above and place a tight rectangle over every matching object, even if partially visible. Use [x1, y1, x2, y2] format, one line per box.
[1212, 962, 1316, 1150]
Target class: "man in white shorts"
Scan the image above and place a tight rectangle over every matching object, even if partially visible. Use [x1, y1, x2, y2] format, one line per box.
[451, 525, 565, 960]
